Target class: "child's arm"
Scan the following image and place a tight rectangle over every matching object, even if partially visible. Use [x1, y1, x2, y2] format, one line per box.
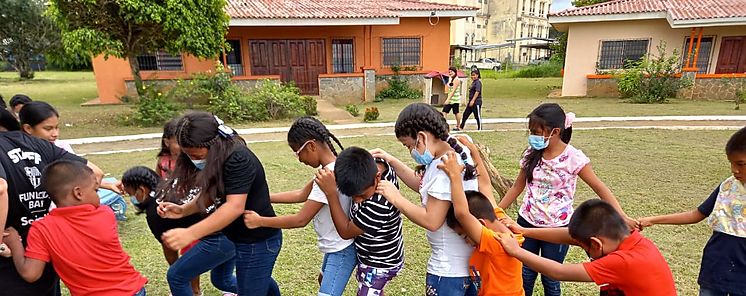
[369, 149, 420, 192]
[270, 180, 314, 204]
[244, 200, 323, 229]
[578, 165, 636, 228]
[455, 136, 497, 206]
[2, 228, 46, 282]
[161, 244, 179, 265]
[495, 233, 592, 282]
[438, 152, 489, 244]
[639, 209, 706, 228]
[501, 220, 576, 245]
[498, 170, 526, 209]
[377, 180, 451, 232]
[162, 193, 246, 250]
[0, 177, 8, 236]
[315, 169, 364, 239]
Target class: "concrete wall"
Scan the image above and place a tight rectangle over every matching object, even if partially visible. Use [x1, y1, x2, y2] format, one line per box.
[562, 19, 746, 96]
[319, 75, 365, 105]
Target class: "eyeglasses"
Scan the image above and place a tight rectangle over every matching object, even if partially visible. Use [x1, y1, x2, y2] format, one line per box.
[294, 141, 313, 157]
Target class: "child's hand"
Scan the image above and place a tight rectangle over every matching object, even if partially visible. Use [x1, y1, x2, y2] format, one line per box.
[494, 232, 521, 256]
[101, 181, 122, 195]
[454, 134, 477, 151]
[314, 168, 337, 198]
[369, 148, 393, 163]
[436, 151, 464, 178]
[161, 228, 197, 251]
[0, 243, 10, 258]
[115, 181, 125, 195]
[3, 228, 19, 244]
[157, 202, 185, 219]
[243, 210, 262, 229]
[499, 216, 525, 234]
[376, 180, 402, 205]
[637, 217, 654, 230]
[625, 216, 641, 231]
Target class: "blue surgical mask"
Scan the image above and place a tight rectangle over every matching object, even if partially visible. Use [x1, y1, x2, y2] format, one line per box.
[191, 159, 206, 170]
[528, 135, 549, 150]
[410, 135, 435, 166]
[130, 196, 141, 206]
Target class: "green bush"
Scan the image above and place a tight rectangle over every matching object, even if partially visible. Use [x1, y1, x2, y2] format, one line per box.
[345, 104, 360, 117]
[364, 106, 379, 122]
[376, 65, 423, 101]
[512, 62, 563, 78]
[131, 85, 182, 126]
[301, 96, 318, 116]
[207, 80, 305, 122]
[614, 42, 692, 103]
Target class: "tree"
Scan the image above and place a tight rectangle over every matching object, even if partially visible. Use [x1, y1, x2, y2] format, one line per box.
[0, 0, 60, 80]
[572, 0, 613, 7]
[47, 0, 230, 95]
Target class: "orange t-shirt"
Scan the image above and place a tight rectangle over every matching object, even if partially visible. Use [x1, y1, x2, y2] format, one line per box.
[469, 224, 524, 296]
[582, 230, 677, 296]
[25, 204, 148, 296]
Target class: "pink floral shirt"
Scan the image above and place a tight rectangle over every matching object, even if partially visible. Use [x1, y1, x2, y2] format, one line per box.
[519, 145, 590, 227]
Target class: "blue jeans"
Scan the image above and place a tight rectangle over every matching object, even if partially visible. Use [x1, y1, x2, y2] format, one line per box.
[167, 234, 238, 296]
[425, 274, 477, 296]
[134, 287, 146, 296]
[234, 230, 282, 296]
[518, 216, 569, 296]
[700, 286, 746, 296]
[319, 243, 357, 296]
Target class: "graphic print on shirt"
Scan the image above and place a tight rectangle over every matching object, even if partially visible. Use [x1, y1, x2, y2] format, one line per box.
[7, 147, 50, 224]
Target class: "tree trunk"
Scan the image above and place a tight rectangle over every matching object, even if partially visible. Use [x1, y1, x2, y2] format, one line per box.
[14, 57, 34, 80]
[127, 53, 144, 96]
[475, 143, 514, 199]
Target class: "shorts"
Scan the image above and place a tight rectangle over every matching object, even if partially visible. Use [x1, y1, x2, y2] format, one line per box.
[442, 103, 460, 114]
[356, 263, 402, 296]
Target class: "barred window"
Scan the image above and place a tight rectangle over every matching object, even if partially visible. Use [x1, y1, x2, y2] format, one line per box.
[683, 37, 714, 74]
[222, 40, 244, 76]
[382, 37, 421, 66]
[598, 39, 649, 69]
[137, 51, 183, 71]
[332, 39, 354, 73]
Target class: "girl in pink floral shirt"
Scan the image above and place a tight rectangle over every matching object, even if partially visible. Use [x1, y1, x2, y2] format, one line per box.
[498, 103, 633, 296]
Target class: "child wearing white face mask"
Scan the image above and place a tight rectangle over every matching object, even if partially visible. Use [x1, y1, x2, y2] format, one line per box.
[370, 103, 479, 296]
[497, 103, 634, 296]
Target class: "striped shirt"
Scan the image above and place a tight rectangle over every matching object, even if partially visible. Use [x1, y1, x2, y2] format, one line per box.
[350, 159, 404, 269]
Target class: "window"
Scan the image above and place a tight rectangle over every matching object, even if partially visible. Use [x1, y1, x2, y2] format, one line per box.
[598, 39, 650, 69]
[332, 39, 355, 73]
[382, 37, 421, 66]
[539, 2, 545, 15]
[530, 0, 536, 14]
[471, 33, 475, 45]
[136, 51, 183, 71]
[520, 24, 525, 37]
[223, 40, 243, 76]
[683, 36, 714, 74]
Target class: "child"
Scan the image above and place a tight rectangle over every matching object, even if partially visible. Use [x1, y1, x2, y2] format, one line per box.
[442, 67, 462, 131]
[19, 101, 74, 153]
[496, 103, 633, 296]
[156, 118, 181, 178]
[638, 126, 746, 296]
[439, 138, 524, 296]
[496, 199, 676, 295]
[9, 94, 31, 120]
[371, 102, 478, 296]
[242, 116, 354, 296]
[459, 70, 482, 131]
[2, 159, 147, 295]
[315, 147, 404, 296]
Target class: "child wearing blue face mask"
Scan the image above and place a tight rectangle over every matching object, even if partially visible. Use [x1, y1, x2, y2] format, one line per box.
[497, 103, 634, 296]
[371, 103, 479, 296]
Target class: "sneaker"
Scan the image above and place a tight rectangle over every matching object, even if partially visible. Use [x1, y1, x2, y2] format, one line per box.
[222, 293, 237, 296]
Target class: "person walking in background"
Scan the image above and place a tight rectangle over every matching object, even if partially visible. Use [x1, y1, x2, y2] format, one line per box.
[460, 70, 483, 131]
[442, 67, 463, 131]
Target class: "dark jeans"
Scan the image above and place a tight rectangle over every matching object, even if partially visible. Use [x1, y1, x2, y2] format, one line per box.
[235, 230, 283, 296]
[517, 216, 569, 296]
[460, 103, 482, 130]
[700, 286, 746, 296]
[425, 273, 477, 296]
[167, 234, 237, 296]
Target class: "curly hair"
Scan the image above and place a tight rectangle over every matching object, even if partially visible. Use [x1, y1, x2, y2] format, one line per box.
[121, 166, 161, 214]
[287, 116, 343, 156]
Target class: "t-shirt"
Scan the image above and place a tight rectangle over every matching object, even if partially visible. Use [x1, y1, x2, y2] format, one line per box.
[582, 230, 676, 296]
[0, 131, 86, 295]
[308, 162, 354, 253]
[696, 182, 746, 294]
[519, 145, 590, 227]
[220, 145, 279, 243]
[25, 204, 148, 296]
[144, 186, 204, 244]
[469, 227, 524, 296]
[469, 79, 483, 105]
[419, 144, 478, 277]
[350, 159, 404, 269]
[53, 140, 75, 154]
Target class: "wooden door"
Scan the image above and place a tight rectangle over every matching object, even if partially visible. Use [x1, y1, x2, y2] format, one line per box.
[249, 39, 326, 94]
[715, 36, 746, 74]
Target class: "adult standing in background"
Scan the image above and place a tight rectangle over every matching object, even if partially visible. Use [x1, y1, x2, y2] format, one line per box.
[460, 70, 483, 131]
[441, 67, 463, 131]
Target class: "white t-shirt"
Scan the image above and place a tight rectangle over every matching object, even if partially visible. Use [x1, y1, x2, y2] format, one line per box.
[307, 162, 355, 253]
[418, 145, 478, 277]
[54, 140, 75, 154]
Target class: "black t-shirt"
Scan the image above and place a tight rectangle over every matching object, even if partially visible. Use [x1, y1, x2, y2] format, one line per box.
[469, 79, 482, 105]
[143, 199, 203, 244]
[0, 131, 85, 295]
[696, 186, 746, 294]
[220, 145, 278, 243]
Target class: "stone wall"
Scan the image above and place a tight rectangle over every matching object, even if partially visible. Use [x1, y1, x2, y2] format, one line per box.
[586, 78, 620, 98]
[375, 74, 427, 93]
[586, 76, 746, 100]
[234, 78, 280, 91]
[124, 78, 280, 98]
[319, 76, 365, 105]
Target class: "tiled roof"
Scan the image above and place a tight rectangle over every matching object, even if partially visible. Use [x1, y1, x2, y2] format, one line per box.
[551, 0, 746, 21]
[226, 0, 477, 19]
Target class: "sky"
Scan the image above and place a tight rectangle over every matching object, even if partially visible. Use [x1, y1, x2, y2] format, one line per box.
[550, 0, 575, 12]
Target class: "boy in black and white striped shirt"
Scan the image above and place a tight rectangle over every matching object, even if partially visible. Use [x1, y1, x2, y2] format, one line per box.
[315, 147, 404, 296]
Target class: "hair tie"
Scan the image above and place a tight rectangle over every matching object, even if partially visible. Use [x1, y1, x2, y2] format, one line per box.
[214, 115, 235, 138]
[564, 112, 575, 129]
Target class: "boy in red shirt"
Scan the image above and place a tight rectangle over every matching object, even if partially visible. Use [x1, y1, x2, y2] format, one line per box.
[496, 199, 677, 296]
[3, 160, 148, 296]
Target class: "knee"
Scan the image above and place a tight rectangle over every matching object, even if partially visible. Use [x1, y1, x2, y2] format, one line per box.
[167, 265, 186, 283]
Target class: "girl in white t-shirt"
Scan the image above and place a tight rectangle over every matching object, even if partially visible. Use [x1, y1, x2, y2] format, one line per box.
[372, 103, 479, 296]
[243, 116, 355, 296]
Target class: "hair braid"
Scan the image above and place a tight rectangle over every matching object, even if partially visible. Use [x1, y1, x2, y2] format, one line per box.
[288, 116, 343, 156]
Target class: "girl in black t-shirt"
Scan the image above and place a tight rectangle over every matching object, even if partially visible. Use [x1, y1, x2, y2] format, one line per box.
[157, 112, 281, 296]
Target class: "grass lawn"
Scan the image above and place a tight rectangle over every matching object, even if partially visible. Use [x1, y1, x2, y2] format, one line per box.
[84, 128, 731, 295]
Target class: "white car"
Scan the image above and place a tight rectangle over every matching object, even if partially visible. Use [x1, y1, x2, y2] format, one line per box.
[464, 58, 502, 71]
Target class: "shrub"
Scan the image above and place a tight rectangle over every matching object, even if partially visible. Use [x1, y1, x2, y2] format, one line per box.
[615, 42, 692, 103]
[131, 85, 181, 126]
[301, 96, 318, 116]
[376, 65, 423, 101]
[364, 106, 379, 122]
[208, 80, 305, 122]
[345, 104, 360, 117]
[512, 62, 563, 78]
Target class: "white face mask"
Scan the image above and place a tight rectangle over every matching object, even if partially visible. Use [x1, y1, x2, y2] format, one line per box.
[191, 159, 206, 170]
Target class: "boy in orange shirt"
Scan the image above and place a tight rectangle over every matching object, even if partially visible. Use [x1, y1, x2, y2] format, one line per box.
[439, 145, 524, 295]
[3, 160, 148, 296]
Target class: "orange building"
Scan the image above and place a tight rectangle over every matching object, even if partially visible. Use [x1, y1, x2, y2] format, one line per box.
[91, 0, 477, 104]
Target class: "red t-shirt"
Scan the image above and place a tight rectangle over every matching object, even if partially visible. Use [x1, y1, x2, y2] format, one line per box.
[582, 230, 676, 296]
[25, 204, 148, 296]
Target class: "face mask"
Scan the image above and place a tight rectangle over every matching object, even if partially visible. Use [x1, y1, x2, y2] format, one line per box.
[130, 196, 141, 206]
[191, 159, 207, 170]
[528, 134, 549, 150]
[410, 134, 435, 166]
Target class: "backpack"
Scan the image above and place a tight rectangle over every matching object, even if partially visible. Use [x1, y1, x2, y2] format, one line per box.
[98, 177, 127, 221]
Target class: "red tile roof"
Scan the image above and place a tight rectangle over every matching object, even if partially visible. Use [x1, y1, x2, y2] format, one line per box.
[552, 0, 746, 21]
[226, 0, 477, 19]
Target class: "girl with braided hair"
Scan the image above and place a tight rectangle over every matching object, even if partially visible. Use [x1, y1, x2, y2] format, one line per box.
[243, 116, 354, 296]
[371, 102, 479, 296]
[156, 112, 281, 296]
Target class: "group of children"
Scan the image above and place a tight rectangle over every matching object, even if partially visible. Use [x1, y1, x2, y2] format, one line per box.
[0, 94, 743, 296]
